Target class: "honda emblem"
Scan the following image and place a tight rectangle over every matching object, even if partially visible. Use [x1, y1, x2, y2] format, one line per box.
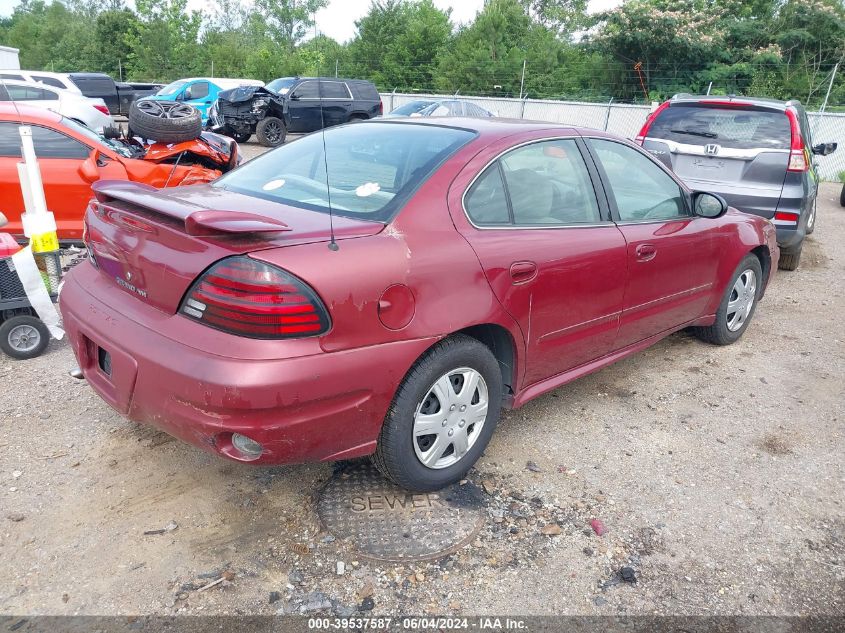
[705, 143, 720, 155]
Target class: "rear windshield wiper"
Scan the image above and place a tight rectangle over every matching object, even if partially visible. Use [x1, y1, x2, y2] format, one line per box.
[669, 129, 718, 139]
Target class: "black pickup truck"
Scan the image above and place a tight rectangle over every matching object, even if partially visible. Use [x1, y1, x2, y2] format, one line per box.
[67, 72, 162, 116]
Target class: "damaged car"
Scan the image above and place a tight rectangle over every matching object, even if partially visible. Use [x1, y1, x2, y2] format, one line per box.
[210, 77, 382, 146]
[61, 118, 778, 491]
[0, 103, 238, 242]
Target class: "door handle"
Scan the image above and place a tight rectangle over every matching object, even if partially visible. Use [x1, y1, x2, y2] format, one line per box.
[635, 244, 657, 262]
[510, 261, 538, 284]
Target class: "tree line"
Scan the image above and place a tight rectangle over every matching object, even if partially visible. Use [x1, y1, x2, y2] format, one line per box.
[1, 0, 843, 107]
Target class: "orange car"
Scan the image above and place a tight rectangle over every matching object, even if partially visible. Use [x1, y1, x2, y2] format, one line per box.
[0, 104, 238, 241]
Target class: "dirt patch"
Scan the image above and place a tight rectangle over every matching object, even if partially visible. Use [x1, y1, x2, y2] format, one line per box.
[758, 432, 793, 456]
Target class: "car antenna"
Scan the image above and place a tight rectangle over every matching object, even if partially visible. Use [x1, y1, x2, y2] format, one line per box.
[315, 18, 338, 251]
[163, 151, 186, 188]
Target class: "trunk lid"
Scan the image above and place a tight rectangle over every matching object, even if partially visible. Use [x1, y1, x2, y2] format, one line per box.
[85, 180, 384, 314]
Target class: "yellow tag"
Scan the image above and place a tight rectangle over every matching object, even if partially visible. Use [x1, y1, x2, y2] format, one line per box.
[31, 231, 59, 253]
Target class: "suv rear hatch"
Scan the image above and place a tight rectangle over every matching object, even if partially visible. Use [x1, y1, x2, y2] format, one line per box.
[641, 101, 791, 218]
[85, 181, 384, 314]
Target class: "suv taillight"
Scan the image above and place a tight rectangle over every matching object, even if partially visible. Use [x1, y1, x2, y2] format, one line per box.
[635, 100, 670, 144]
[93, 104, 110, 115]
[785, 108, 808, 172]
[179, 257, 330, 339]
[378, 99, 384, 115]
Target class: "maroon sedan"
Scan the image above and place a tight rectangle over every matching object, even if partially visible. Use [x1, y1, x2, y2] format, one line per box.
[60, 118, 778, 491]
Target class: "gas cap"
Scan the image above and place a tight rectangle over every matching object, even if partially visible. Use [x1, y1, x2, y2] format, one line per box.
[377, 284, 415, 330]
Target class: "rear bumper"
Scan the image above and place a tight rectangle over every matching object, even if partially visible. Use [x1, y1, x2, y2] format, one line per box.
[59, 262, 437, 465]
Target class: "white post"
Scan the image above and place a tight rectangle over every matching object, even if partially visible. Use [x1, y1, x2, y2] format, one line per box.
[519, 59, 526, 100]
[17, 126, 58, 252]
[706, 81, 713, 95]
[211, 59, 214, 78]
[335, 59, 339, 78]
[820, 63, 839, 113]
[118, 59, 123, 82]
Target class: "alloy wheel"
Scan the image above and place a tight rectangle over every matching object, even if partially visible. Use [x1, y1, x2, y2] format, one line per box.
[726, 269, 757, 332]
[264, 120, 282, 144]
[413, 367, 489, 470]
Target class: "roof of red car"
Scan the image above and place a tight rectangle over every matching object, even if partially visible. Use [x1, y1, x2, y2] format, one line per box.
[0, 102, 63, 124]
[368, 116, 605, 141]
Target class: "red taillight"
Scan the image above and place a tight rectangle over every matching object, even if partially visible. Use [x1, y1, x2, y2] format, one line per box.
[773, 211, 799, 223]
[785, 108, 808, 172]
[93, 104, 110, 115]
[378, 100, 383, 115]
[179, 257, 330, 339]
[636, 100, 670, 144]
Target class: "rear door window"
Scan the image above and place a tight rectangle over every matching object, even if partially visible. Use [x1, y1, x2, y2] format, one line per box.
[320, 81, 351, 99]
[648, 106, 790, 150]
[4, 85, 57, 101]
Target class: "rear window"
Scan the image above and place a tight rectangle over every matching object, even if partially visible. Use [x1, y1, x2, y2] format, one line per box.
[649, 105, 790, 150]
[349, 81, 379, 101]
[214, 122, 475, 222]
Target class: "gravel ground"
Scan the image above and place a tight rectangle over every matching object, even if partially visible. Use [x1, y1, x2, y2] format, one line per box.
[1, 155, 842, 617]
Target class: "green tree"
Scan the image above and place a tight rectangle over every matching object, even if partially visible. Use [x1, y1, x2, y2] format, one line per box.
[253, 0, 329, 49]
[348, 0, 451, 91]
[126, 0, 203, 81]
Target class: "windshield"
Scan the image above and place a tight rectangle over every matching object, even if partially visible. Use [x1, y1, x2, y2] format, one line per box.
[266, 78, 297, 95]
[389, 100, 436, 116]
[649, 105, 791, 150]
[214, 122, 475, 222]
[59, 116, 133, 157]
[156, 80, 187, 97]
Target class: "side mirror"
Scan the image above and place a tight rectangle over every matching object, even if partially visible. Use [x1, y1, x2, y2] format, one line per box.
[812, 142, 837, 156]
[78, 149, 101, 184]
[693, 191, 728, 218]
[0, 212, 7, 228]
[289, 93, 300, 101]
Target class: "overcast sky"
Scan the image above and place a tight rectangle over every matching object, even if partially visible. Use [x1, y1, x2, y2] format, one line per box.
[0, 0, 623, 43]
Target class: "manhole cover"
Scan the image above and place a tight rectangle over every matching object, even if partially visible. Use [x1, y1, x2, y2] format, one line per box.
[317, 462, 485, 562]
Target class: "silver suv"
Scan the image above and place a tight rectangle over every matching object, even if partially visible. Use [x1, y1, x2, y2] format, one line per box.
[638, 95, 837, 270]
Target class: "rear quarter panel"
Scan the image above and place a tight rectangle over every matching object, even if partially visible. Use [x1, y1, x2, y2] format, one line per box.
[702, 209, 777, 316]
[250, 145, 525, 377]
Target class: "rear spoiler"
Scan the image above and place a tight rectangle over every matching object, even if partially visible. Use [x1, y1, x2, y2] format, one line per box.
[91, 181, 291, 236]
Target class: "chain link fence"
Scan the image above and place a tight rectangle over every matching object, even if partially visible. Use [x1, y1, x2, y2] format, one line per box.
[381, 92, 845, 182]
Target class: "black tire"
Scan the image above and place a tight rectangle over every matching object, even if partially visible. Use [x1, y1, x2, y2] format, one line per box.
[805, 199, 817, 235]
[778, 245, 802, 271]
[0, 315, 50, 360]
[348, 114, 368, 122]
[128, 100, 202, 143]
[255, 116, 286, 147]
[840, 183, 845, 208]
[372, 334, 502, 492]
[692, 254, 763, 346]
